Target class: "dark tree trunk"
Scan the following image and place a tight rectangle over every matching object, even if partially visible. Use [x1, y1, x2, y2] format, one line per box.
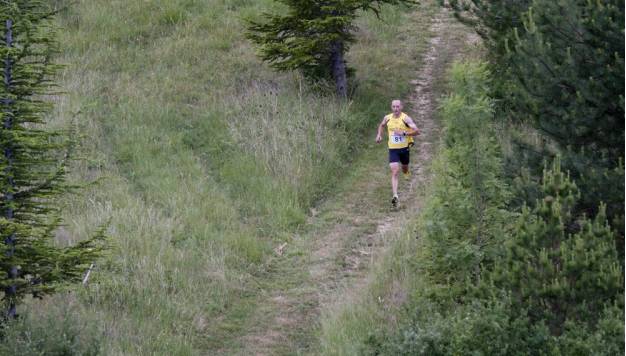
[2, 18, 17, 320]
[330, 40, 348, 99]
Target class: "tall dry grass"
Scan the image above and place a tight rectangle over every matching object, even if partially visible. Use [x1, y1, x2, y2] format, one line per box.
[3, 0, 436, 354]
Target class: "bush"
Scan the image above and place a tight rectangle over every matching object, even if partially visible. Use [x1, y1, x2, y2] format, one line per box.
[450, 0, 625, 252]
[419, 61, 510, 294]
[384, 158, 624, 356]
[378, 61, 624, 355]
[0, 297, 101, 356]
[490, 157, 624, 336]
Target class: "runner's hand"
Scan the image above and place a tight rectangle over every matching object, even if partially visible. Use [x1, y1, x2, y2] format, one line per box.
[376, 134, 382, 143]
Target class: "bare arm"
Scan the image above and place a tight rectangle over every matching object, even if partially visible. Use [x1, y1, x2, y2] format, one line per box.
[376, 116, 389, 143]
[403, 116, 420, 136]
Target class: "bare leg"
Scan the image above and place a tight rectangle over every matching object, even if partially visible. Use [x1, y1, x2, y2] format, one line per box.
[402, 164, 409, 174]
[390, 162, 400, 197]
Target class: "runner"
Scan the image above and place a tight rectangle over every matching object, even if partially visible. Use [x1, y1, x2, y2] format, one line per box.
[375, 99, 420, 208]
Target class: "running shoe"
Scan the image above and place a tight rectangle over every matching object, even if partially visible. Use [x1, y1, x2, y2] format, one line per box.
[391, 196, 398, 208]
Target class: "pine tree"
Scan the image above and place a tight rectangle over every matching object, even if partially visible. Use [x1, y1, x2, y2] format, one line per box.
[419, 62, 510, 296]
[1, 1, 104, 320]
[449, 0, 624, 161]
[447, 0, 531, 59]
[448, 0, 625, 253]
[247, 0, 416, 98]
[507, 1, 624, 161]
[491, 157, 623, 335]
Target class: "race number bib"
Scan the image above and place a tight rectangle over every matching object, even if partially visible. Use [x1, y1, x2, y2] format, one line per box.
[391, 134, 406, 144]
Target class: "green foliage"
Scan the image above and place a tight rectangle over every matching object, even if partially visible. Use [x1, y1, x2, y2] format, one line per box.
[0, 297, 101, 355]
[382, 297, 552, 355]
[506, 1, 624, 161]
[449, 0, 625, 280]
[447, 0, 531, 66]
[382, 159, 624, 356]
[0, 1, 104, 320]
[323, 1, 624, 350]
[246, 0, 416, 81]
[387, 298, 623, 355]
[371, 61, 624, 355]
[561, 153, 625, 251]
[419, 61, 509, 294]
[449, 0, 624, 161]
[491, 157, 624, 334]
[354, 61, 514, 354]
[4, 0, 427, 352]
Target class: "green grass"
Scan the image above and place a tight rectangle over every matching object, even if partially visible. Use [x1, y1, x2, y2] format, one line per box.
[315, 15, 483, 355]
[3, 0, 445, 354]
[315, 148, 433, 355]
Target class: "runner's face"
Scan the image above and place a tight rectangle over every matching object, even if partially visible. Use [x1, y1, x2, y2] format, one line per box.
[391, 101, 402, 115]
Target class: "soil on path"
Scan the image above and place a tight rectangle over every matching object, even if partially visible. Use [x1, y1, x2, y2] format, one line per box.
[223, 8, 479, 356]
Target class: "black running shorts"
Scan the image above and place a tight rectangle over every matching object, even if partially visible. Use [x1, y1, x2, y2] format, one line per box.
[389, 147, 410, 165]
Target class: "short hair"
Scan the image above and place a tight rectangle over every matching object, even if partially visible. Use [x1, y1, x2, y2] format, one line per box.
[391, 99, 403, 106]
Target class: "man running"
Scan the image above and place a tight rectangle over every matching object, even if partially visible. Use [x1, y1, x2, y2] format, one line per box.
[375, 99, 420, 208]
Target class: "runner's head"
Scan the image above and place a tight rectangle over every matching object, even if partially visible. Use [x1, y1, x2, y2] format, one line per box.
[391, 99, 403, 115]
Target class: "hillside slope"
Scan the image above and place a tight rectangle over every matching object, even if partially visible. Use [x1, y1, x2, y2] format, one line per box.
[4, 0, 443, 354]
[217, 9, 478, 354]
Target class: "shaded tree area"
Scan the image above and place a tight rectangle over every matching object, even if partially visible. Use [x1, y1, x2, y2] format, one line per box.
[371, 61, 623, 356]
[447, 0, 624, 253]
[247, 0, 416, 98]
[1, 1, 104, 321]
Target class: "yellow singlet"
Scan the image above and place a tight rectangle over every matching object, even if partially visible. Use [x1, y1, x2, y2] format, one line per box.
[386, 112, 411, 149]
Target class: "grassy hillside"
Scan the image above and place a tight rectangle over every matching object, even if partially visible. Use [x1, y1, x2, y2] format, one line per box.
[2, 0, 436, 354]
[316, 6, 624, 353]
[316, 14, 482, 354]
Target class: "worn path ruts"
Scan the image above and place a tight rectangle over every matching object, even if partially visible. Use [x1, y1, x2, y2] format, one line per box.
[226, 8, 479, 355]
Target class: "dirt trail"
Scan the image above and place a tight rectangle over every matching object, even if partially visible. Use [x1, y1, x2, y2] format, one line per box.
[227, 8, 478, 356]
[309, 13, 448, 310]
